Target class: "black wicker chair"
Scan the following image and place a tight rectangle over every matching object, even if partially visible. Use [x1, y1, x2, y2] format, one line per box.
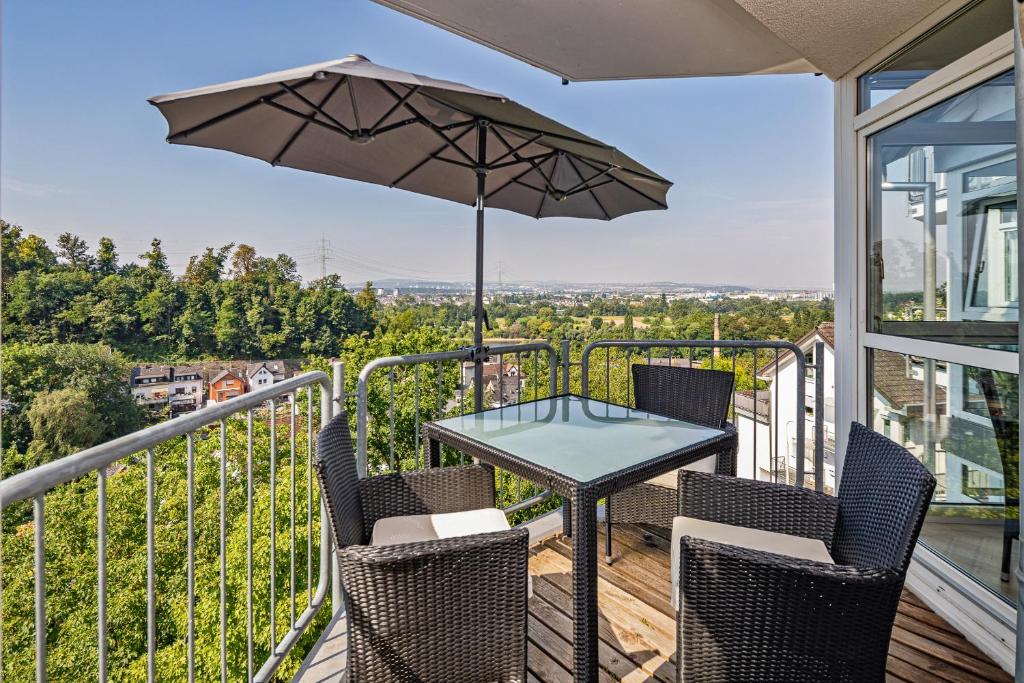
[673, 422, 936, 682]
[604, 364, 736, 561]
[314, 412, 529, 683]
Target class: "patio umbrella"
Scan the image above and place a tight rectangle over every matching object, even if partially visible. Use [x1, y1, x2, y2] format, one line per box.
[149, 54, 671, 410]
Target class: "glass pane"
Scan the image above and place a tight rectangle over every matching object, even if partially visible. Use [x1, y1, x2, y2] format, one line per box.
[432, 395, 723, 483]
[858, 0, 1011, 112]
[868, 349, 1018, 604]
[868, 70, 1017, 350]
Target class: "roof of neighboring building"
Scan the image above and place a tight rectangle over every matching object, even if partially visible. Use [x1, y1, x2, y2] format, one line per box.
[757, 322, 834, 378]
[210, 369, 242, 385]
[872, 349, 946, 410]
[246, 361, 289, 378]
[173, 365, 204, 378]
[134, 365, 173, 383]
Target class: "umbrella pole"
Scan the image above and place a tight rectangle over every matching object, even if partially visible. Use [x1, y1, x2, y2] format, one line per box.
[473, 121, 488, 413]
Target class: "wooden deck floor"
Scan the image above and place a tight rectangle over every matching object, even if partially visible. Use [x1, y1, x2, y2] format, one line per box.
[526, 523, 1013, 683]
[294, 521, 1013, 682]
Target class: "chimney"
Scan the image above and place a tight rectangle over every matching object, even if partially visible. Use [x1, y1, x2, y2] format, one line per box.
[713, 313, 721, 359]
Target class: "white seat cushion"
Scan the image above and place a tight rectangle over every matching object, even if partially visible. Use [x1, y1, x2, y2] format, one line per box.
[371, 507, 511, 546]
[371, 507, 531, 596]
[647, 455, 718, 489]
[670, 515, 833, 610]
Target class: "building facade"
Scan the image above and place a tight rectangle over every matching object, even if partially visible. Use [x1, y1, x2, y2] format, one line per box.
[167, 365, 204, 414]
[209, 370, 246, 403]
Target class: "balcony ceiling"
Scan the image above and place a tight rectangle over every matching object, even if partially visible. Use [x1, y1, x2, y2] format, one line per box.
[374, 0, 953, 80]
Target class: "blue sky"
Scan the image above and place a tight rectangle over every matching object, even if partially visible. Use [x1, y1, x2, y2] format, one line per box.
[1, 0, 834, 288]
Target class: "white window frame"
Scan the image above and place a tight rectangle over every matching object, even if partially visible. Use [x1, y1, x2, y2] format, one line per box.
[835, 14, 1017, 671]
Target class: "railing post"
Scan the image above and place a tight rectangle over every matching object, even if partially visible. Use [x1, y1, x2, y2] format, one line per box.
[332, 361, 344, 418]
[561, 340, 570, 394]
[814, 341, 825, 492]
[795, 350, 807, 489]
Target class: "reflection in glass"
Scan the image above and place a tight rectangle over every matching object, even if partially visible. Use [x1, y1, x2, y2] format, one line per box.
[868, 70, 1017, 349]
[869, 349, 1018, 603]
[858, 0, 1011, 111]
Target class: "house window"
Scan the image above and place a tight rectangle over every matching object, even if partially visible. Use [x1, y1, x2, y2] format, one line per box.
[867, 69, 1017, 350]
[857, 0, 1011, 112]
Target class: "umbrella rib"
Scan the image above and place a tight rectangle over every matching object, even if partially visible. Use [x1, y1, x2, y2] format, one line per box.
[575, 156, 668, 209]
[433, 157, 476, 170]
[488, 153, 551, 170]
[566, 177, 615, 197]
[482, 151, 556, 200]
[370, 116, 419, 136]
[165, 76, 318, 142]
[490, 127, 557, 193]
[389, 125, 476, 187]
[564, 163, 616, 196]
[368, 85, 420, 135]
[271, 76, 348, 166]
[374, 79, 477, 166]
[565, 155, 612, 220]
[416, 89, 614, 153]
[278, 80, 354, 137]
[487, 132, 543, 167]
[346, 77, 362, 131]
[262, 99, 354, 140]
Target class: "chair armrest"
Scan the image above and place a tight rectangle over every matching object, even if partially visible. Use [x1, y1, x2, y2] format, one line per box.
[338, 527, 529, 681]
[359, 463, 496, 536]
[677, 536, 902, 681]
[677, 470, 838, 547]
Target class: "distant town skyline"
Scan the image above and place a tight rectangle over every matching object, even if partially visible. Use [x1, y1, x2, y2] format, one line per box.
[1, 1, 834, 289]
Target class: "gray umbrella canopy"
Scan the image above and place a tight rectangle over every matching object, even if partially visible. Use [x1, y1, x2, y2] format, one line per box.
[150, 54, 671, 408]
[149, 54, 670, 218]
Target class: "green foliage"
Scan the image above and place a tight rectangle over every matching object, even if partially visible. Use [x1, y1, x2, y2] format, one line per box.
[1, 227, 375, 360]
[1, 342, 143, 469]
[26, 387, 105, 462]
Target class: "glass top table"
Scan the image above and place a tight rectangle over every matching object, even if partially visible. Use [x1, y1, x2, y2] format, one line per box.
[424, 394, 736, 683]
[430, 395, 725, 484]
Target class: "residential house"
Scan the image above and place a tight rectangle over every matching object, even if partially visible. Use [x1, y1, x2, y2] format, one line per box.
[208, 369, 246, 403]
[130, 365, 173, 409]
[463, 360, 524, 407]
[167, 365, 204, 414]
[246, 360, 290, 389]
[734, 323, 838, 493]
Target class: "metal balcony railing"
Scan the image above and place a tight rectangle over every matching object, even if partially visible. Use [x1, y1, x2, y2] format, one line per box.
[0, 371, 335, 683]
[354, 341, 561, 516]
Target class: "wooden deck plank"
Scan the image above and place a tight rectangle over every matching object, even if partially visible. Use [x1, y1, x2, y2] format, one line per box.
[522, 524, 1012, 683]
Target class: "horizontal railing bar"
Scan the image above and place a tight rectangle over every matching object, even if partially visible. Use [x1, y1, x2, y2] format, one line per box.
[0, 371, 332, 508]
[502, 489, 552, 515]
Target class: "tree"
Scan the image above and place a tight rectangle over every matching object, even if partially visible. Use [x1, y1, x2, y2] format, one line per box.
[590, 316, 603, 330]
[56, 231, 93, 269]
[140, 238, 170, 274]
[0, 342, 142, 470]
[183, 244, 233, 286]
[25, 387, 105, 464]
[95, 236, 119, 275]
[623, 311, 635, 338]
[230, 243, 258, 281]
